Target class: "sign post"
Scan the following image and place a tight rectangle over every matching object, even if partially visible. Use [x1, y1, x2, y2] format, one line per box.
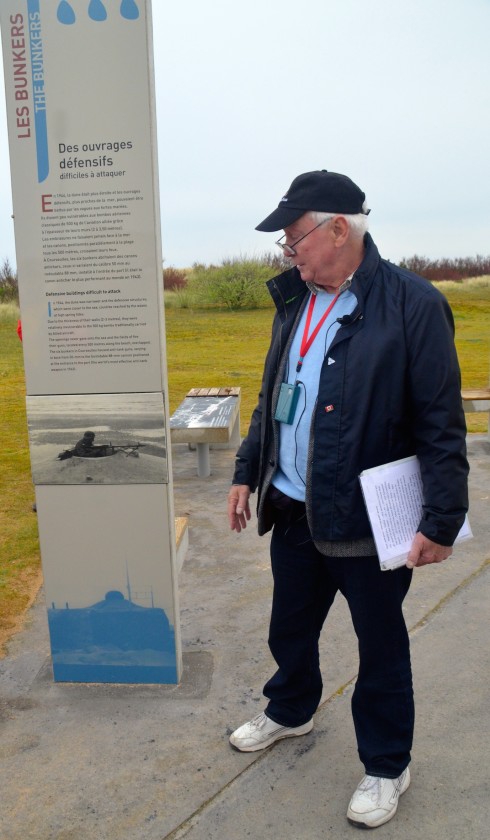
[1, 0, 182, 683]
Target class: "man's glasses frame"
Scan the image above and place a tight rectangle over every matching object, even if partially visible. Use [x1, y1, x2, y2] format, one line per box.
[275, 217, 332, 257]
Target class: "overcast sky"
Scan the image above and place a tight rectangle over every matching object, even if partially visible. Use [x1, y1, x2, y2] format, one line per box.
[1, 0, 489, 269]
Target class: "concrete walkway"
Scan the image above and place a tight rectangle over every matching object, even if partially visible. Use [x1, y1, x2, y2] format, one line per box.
[1, 435, 488, 840]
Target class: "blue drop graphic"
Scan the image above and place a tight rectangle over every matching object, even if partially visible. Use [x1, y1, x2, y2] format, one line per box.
[88, 0, 107, 21]
[57, 1, 76, 24]
[120, 0, 139, 19]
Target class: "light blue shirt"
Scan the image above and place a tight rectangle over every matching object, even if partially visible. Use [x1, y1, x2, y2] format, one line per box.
[272, 288, 357, 501]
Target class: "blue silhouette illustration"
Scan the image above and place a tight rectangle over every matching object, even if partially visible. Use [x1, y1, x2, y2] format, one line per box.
[121, 0, 139, 20]
[88, 0, 107, 21]
[48, 589, 177, 683]
[57, 0, 140, 24]
[57, 0, 76, 23]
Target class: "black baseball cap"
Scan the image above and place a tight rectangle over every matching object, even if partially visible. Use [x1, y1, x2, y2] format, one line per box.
[255, 170, 369, 232]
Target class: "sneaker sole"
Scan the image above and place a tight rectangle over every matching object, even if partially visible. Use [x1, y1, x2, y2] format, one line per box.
[347, 770, 411, 829]
[229, 719, 313, 752]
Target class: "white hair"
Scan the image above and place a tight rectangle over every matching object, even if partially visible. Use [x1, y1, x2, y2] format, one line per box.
[308, 206, 369, 240]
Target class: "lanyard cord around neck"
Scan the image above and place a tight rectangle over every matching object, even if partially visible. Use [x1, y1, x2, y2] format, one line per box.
[296, 293, 340, 374]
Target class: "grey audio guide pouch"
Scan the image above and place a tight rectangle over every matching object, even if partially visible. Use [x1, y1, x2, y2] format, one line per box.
[274, 382, 301, 425]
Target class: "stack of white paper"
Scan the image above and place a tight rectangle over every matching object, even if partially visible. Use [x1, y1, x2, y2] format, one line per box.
[359, 456, 472, 571]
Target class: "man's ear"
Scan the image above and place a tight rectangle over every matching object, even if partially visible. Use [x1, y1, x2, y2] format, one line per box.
[331, 215, 350, 247]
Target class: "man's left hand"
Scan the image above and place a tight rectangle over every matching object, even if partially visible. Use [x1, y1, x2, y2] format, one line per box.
[406, 532, 453, 568]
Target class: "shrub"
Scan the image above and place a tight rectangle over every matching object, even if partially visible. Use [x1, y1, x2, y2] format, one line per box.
[164, 288, 199, 309]
[398, 254, 490, 282]
[163, 266, 188, 291]
[0, 258, 18, 303]
[0, 301, 20, 323]
[260, 250, 291, 273]
[188, 257, 274, 309]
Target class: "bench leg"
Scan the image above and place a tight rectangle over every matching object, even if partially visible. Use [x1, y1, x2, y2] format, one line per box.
[196, 443, 211, 477]
[229, 414, 241, 450]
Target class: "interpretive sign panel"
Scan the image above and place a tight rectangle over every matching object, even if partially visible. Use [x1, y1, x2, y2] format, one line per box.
[1, 0, 165, 395]
[37, 483, 179, 684]
[1, 0, 182, 683]
[170, 396, 239, 433]
[27, 392, 168, 485]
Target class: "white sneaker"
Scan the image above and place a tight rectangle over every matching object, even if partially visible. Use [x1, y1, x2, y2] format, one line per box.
[347, 768, 411, 828]
[229, 711, 313, 752]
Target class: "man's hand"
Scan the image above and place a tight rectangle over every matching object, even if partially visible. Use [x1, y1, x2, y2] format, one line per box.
[228, 484, 251, 532]
[406, 532, 453, 569]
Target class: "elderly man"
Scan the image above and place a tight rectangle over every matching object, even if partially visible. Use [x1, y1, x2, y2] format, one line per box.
[227, 170, 469, 828]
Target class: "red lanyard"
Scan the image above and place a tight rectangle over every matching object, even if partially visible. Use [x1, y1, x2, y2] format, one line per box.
[296, 293, 340, 373]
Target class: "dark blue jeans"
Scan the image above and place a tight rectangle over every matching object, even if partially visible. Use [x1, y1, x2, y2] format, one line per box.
[264, 502, 414, 778]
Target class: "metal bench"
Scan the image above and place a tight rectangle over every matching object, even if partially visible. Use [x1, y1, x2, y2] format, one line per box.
[462, 388, 490, 439]
[169, 388, 241, 477]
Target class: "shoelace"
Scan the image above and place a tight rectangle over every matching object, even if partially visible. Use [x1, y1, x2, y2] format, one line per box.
[358, 776, 381, 802]
[251, 713, 267, 729]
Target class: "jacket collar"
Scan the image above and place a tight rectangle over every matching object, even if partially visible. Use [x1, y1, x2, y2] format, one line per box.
[349, 233, 380, 306]
[266, 266, 306, 318]
[266, 233, 380, 314]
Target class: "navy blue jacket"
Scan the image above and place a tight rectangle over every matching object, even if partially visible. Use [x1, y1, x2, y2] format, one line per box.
[232, 234, 469, 547]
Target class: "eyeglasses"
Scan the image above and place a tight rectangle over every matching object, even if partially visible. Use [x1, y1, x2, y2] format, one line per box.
[275, 217, 332, 257]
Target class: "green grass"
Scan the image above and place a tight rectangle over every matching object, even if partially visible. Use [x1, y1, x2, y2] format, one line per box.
[165, 308, 273, 422]
[0, 280, 489, 649]
[0, 314, 42, 650]
[435, 279, 490, 434]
